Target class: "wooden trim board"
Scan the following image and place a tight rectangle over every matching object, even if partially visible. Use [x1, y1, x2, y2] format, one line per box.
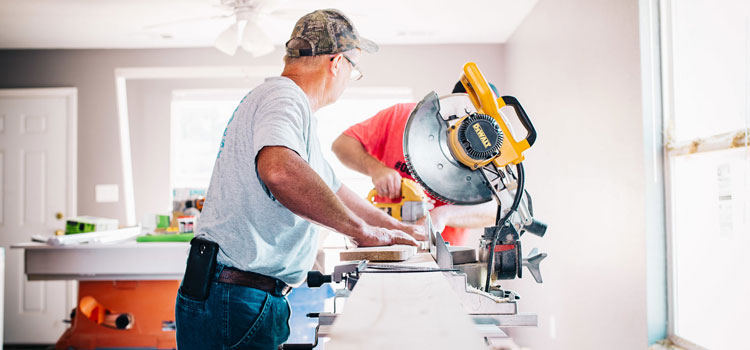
[339, 245, 417, 262]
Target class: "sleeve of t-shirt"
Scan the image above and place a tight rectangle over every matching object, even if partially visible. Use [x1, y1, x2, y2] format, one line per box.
[252, 96, 309, 161]
[342, 104, 403, 160]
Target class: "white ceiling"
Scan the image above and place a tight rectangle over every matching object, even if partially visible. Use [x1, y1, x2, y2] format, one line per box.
[0, 0, 537, 49]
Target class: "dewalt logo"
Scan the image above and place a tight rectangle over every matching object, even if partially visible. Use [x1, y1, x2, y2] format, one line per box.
[473, 123, 492, 149]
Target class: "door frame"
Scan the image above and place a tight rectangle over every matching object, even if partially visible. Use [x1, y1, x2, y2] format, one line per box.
[0, 87, 79, 328]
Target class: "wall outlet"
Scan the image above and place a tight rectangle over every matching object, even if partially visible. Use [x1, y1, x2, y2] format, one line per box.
[95, 184, 119, 203]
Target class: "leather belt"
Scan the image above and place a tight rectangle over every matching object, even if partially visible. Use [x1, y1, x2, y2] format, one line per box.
[218, 267, 292, 296]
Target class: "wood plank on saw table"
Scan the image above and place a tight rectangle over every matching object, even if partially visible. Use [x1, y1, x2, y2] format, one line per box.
[339, 244, 417, 262]
[326, 265, 487, 350]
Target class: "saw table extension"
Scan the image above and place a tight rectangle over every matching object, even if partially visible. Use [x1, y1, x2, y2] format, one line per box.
[324, 253, 488, 350]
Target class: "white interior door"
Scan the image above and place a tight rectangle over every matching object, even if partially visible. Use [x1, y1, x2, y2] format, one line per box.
[0, 88, 77, 344]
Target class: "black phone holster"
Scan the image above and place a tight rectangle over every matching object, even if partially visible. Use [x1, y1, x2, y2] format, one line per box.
[180, 237, 220, 301]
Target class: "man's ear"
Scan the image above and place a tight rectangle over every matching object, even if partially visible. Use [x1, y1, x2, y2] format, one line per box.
[329, 54, 343, 76]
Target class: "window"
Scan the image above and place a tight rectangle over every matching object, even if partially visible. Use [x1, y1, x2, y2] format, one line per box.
[316, 88, 413, 197]
[170, 89, 247, 194]
[170, 87, 412, 196]
[661, 1, 750, 348]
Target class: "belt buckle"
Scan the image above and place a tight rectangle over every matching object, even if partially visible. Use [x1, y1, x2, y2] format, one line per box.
[281, 285, 292, 296]
[275, 280, 292, 296]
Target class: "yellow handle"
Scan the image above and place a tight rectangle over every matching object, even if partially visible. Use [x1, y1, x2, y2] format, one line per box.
[461, 63, 502, 115]
[460, 62, 529, 166]
[367, 179, 427, 221]
[366, 188, 379, 204]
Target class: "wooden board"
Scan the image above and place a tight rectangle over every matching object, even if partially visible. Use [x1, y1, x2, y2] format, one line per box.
[339, 245, 417, 262]
[326, 253, 487, 350]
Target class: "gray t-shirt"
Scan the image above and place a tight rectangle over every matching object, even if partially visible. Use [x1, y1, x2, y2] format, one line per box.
[196, 76, 341, 285]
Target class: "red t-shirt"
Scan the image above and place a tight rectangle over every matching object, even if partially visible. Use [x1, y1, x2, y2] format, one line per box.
[343, 103, 468, 246]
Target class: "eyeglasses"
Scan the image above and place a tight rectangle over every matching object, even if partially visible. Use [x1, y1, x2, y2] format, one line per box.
[331, 54, 363, 81]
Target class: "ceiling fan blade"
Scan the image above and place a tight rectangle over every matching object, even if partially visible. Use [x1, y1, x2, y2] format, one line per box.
[265, 8, 309, 20]
[215, 22, 239, 55]
[144, 14, 232, 30]
[240, 20, 274, 57]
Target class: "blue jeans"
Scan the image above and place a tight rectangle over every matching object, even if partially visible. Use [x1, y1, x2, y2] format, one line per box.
[175, 264, 291, 350]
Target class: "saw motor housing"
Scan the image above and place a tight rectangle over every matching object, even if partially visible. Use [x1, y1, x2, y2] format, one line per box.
[449, 62, 536, 170]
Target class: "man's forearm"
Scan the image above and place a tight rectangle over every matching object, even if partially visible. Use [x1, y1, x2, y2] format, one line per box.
[257, 146, 367, 239]
[333, 133, 402, 198]
[332, 134, 385, 176]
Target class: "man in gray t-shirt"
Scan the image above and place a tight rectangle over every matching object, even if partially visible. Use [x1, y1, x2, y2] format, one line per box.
[175, 9, 424, 350]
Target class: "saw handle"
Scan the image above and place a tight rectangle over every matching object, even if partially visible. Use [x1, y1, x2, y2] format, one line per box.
[461, 62, 535, 166]
[367, 188, 402, 221]
[500, 96, 537, 147]
[461, 63, 499, 116]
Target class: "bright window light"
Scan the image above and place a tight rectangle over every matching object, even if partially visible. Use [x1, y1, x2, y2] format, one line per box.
[663, 1, 750, 348]
[171, 89, 247, 193]
[316, 88, 414, 197]
[169, 87, 413, 199]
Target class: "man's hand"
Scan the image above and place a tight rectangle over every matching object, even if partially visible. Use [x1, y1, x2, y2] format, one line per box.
[399, 221, 428, 241]
[355, 225, 419, 247]
[371, 167, 402, 199]
[331, 134, 402, 198]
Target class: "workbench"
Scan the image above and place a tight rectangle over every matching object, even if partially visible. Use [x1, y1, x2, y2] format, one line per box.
[12, 241, 189, 281]
[324, 253, 489, 350]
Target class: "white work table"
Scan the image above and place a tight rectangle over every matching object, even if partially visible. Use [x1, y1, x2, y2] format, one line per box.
[325, 253, 488, 350]
[11, 241, 189, 281]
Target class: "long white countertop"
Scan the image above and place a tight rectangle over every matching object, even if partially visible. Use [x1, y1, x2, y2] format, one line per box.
[11, 241, 189, 281]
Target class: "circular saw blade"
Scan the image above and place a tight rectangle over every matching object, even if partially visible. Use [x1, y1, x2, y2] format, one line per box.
[403, 92, 493, 205]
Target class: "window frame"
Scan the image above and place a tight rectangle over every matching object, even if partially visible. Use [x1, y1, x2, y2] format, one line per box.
[657, 0, 750, 348]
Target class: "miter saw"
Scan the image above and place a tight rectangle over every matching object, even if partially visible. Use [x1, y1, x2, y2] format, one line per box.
[404, 62, 548, 293]
[284, 63, 548, 349]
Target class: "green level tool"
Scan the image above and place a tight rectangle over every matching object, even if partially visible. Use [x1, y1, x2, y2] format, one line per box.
[136, 233, 194, 243]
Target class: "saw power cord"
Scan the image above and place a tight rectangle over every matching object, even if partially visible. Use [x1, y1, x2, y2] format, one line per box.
[484, 163, 525, 292]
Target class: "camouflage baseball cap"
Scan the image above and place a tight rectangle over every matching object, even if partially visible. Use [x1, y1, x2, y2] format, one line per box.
[285, 9, 378, 57]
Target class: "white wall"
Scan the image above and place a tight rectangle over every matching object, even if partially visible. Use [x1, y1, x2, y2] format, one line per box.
[500, 0, 648, 349]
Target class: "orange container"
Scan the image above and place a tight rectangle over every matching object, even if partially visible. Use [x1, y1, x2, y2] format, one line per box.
[56, 280, 180, 349]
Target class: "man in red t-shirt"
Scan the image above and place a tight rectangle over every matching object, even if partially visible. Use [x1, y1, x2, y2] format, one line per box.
[332, 82, 498, 246]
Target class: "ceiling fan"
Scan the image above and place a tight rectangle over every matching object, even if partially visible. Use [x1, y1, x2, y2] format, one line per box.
[213, 0, 277, 56]
[146, 0, 299, 57]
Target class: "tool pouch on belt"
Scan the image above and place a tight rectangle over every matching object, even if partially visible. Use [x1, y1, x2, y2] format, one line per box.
[180, 237, 219, 301]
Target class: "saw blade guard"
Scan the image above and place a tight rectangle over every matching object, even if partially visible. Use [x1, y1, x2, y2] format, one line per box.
[403, 92, 493, 204]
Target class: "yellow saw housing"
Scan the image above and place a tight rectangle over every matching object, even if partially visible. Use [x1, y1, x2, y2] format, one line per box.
[367, 178, 427, 222]
[448, 62, 535, 169]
